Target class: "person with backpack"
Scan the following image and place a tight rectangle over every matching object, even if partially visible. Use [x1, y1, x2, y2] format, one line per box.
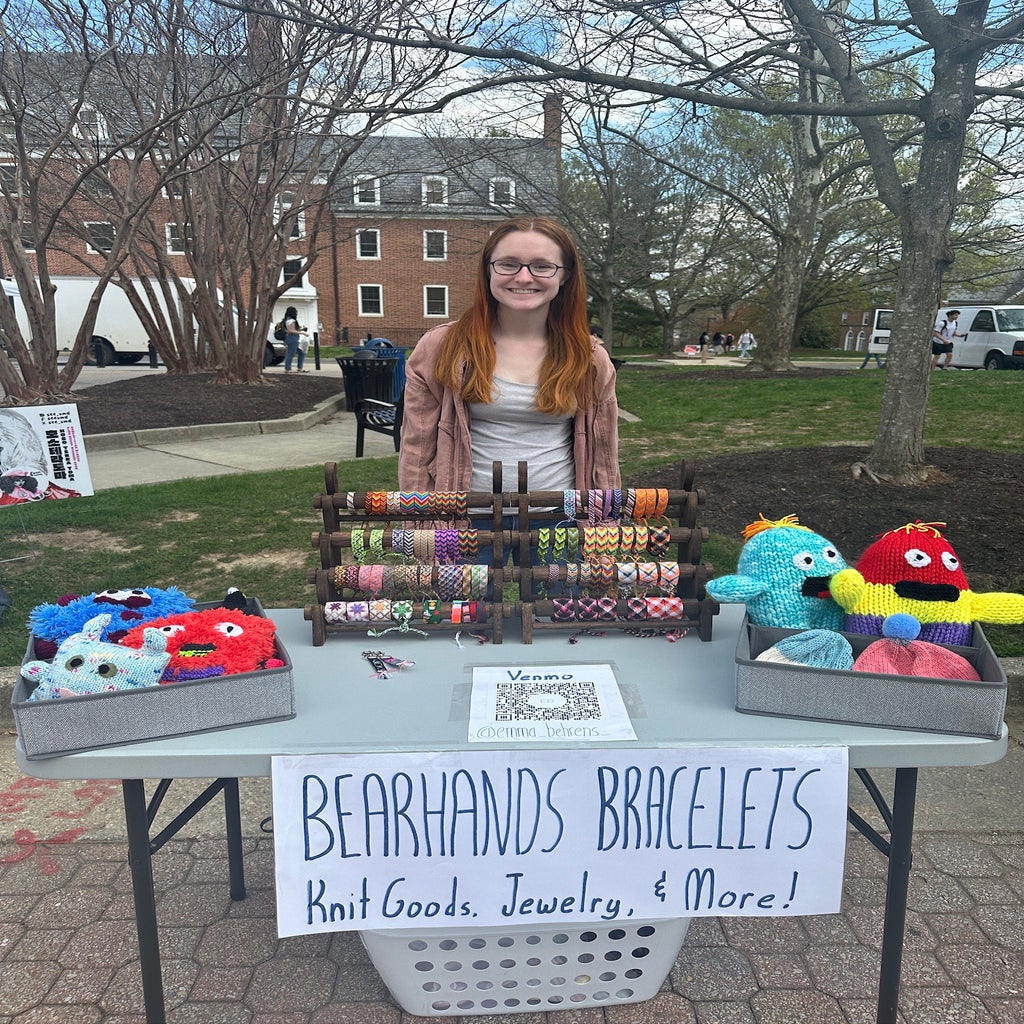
[931, 309, 964, 369]
[280, 306, 310, 372]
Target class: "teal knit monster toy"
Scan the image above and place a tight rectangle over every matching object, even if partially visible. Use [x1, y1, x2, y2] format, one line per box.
[706, 514, 848, 629]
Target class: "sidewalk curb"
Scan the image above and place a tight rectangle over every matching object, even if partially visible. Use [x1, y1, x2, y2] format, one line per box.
[82, 392, 348, 451]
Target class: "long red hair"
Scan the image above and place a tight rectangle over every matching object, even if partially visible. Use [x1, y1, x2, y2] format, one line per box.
[433, 217, 594, 415]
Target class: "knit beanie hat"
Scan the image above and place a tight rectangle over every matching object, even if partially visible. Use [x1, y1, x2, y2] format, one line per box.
[755, 629, 855, 670]
[852, 614, 980, 680]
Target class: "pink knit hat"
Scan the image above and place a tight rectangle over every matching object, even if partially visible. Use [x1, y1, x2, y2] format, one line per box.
[852, 614, 980, 680]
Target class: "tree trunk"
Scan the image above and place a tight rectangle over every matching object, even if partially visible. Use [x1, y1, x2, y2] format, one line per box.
[755, 114, 822, 371]
[865, 55, 978, 483]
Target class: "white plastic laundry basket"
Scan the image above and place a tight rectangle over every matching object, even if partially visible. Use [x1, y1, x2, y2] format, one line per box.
[360, 917, 690, 1016]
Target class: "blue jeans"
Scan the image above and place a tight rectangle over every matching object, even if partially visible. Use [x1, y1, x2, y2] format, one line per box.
[284, 335, 304, 371]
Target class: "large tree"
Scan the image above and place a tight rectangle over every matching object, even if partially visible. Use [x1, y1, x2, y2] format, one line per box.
[243, 0, 1024, 482]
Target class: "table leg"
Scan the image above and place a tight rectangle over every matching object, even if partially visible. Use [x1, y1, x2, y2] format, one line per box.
[123, 779, 166, 1024]
[876, 767, 918, 1024]
[223, 777, 247, 901]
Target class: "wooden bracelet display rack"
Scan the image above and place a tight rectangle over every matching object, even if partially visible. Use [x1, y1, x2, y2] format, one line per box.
[512, 461, 718, 643]
[305, 461, 717, 646]
[306, 462, 510, 645]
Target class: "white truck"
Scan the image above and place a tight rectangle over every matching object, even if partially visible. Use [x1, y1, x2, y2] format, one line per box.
[869, 304, 1024, 369]
[2, 277, 287, 367]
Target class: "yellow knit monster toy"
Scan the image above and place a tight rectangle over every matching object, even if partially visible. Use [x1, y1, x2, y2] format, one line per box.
[829, 520, 1024, 646]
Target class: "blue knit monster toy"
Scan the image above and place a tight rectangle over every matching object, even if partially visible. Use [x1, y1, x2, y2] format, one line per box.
[28, 586, 194, 658]
[706, 514, 848, 629]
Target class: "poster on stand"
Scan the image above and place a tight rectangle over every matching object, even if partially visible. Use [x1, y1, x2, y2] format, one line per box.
[0, 404, 93, 505]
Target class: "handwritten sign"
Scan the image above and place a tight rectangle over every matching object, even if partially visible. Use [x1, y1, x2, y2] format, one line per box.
[468, 663, 636, 742]
[271, 746, 848, 935]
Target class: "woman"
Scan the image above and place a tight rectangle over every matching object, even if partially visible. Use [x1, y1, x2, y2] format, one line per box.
[282, 306, 309, 373]
[399, 217, 620, 493]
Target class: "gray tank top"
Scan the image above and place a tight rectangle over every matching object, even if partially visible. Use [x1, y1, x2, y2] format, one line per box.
[469, 377, 574, 492]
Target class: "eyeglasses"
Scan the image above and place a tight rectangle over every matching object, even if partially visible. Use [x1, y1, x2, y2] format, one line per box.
[489, 258, 566, 278]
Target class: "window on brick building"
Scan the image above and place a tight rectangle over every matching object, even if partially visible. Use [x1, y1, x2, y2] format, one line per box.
[75, 106, 106, 141]
[359, 284, 383, 316]
[0, 163, 18, 195]
[862, 311, 871, 325]
[424, 286, 448, 317]
[276, 191, 305, 240]
[354, 175, 380, 205]
[421, 176, 447, 205]
[20, 224, 35, 251]
[489, 177, 515, 205]
[841, 312, 849, 324]
[357, 229, 380, 259]
[423, 230, 447, 260]
[282, 258, 304, 288]
[166, 222, 191, 254]
[86, 221, 115, 253]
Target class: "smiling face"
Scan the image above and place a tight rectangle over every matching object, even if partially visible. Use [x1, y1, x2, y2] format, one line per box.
[487, 230, 567, 316]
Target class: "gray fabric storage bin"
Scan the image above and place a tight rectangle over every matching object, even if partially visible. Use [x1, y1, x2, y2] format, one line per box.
[735, 616, 1006, 739]
[13, 600, 295, 759]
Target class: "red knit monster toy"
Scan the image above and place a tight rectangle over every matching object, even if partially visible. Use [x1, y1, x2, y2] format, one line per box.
[829, 520, 1024, 645]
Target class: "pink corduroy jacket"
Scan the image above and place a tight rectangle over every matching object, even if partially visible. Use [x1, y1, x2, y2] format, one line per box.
[397, 324, 621, 492]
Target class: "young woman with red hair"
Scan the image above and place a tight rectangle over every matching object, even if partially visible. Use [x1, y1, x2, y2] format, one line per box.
[398, 217, 620, 492]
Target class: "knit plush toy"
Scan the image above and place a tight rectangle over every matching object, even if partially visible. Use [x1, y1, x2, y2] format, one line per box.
[830, 520, 1024, 646]
[28, 586, 194, 658]
[120, 607, 283, 682]
[705, 514, 848, 629]
[23, 614, 170, 700]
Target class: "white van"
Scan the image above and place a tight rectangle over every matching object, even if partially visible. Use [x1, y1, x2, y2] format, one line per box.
[868, 305, 1024, 369]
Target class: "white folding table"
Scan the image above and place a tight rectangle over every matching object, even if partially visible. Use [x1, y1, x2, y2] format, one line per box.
[17, 605, 1007, 1024]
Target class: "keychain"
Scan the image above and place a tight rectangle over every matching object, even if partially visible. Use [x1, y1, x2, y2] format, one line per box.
[362, 650, 415, 679]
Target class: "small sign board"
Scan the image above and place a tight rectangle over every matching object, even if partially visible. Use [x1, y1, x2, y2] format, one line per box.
[0, 404, 93, 505]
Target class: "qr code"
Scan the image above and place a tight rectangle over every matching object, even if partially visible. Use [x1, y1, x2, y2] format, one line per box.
[494, 680, 602, 721]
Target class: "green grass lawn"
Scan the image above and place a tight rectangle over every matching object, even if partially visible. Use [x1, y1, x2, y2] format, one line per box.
[2, 364, 1021, 664]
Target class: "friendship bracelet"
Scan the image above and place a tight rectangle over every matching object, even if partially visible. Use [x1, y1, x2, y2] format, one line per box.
[345, 491, 358, 510]
[552, 527, 567, 563]
[423, 599, 443, 623]
[610, 489, 622, 521]
[649, 525, 671, 557]
[343, 564, 360, 591]
[347, 601, 369, 621]
[362, 650, 415, 679]
[625, 596, 648, 620]
[333, 565, 346, 590]
[637, 562, 659, 590]
[537, 528, 551, 565]
[565, 528, 579, 562]
[659, 561, 680, 595]
[385, 491, 400, 516]
[324, 601, 347, 624]
[368, 529, 386, 563]
[623, 489, 636, 520]
[617, 562, 638, 593]
[469, 564, 488, 600]
[350, 530, 367, 564]
[646, 596, 684, 620]
[562, 489, 577, 521]
[369, 598, 392, 622]
[457, 528, 479, 557]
